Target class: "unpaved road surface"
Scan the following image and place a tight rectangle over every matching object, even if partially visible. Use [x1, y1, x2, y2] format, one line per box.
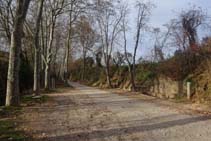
[19, 82, 211, 141]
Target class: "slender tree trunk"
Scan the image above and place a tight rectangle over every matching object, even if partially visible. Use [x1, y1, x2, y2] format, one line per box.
[6, 0, 31, 106]
[123, 23, 136, 91]
[82, 56, 85, 81]
[105, 59, 112, 88]
[34, 47, 40, 94]
[44, 21, 55, 90]
[64, 27, 71, 82]
[64, 7, 73, 83]
[44, 65, 49, 90]
[130, 65, 136, 91]
[40, 15, 47, 88]
[82, 50, 86, 81]
[33, 0, 44, 95]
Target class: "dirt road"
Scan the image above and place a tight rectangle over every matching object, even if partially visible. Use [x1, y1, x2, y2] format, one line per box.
[19, 82, 211, 141]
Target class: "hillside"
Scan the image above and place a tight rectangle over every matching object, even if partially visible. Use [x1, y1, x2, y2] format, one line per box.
[69, 50, 211, 105]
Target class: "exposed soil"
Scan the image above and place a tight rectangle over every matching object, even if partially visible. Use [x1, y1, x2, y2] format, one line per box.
[18, 82, 211, 141]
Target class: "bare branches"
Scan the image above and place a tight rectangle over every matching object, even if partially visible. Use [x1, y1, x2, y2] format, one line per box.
[121, 0, 154, 91]
[169, 6, 207, 52]
[94, 0, 124, 87]
[0, 0, 14, 42]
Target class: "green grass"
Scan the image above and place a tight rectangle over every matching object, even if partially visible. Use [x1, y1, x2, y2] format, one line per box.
[172, 94, 190, 103]
[0, 107, 28, 141]
[0, 120, 28, 141]
[0, 95, 51, 141]
[21, 95, 50, 105]
[0, 106, 22, 118]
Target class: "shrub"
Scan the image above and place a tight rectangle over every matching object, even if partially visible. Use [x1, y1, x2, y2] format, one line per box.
[0, 56, 33, 106]
[0, 61, 8, 105]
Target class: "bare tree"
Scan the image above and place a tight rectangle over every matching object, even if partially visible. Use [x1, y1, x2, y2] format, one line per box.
[33, 0, 44, 95]
[95, 0, 123, 88]
[169, 7, 206, 52]
[62, 0, 87, 83]
[6, 0, 31, 106]
[42, 0, 66, 90]
[123, 1, 153, 91]
[77, 16, 96, 80]
[0, 0, 14, 43]
[169, 19, 189, 51]
[180, 7, 205, 51]
[152, 25, 172, 62]
[112, 51, 125, 67]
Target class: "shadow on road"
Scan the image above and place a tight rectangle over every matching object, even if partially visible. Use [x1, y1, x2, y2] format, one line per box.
[36, 115, 211, 141]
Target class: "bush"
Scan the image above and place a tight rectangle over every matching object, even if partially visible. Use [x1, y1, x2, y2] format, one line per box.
[69, 57, 103, 83]
[0, 61, 8, 105]
[19, 57, 33, 93]
[156, 52, 208, 81]
[0, 56, 33, 106]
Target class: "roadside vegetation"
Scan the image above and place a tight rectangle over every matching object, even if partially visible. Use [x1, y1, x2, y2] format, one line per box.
[0, 94, 52, 141]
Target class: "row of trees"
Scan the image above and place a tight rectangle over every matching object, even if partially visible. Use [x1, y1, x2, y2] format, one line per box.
[0, 0, 208, 106]
[0, 0, 88, 106]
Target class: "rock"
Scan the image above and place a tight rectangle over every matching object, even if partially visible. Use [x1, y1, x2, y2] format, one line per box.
[149, 76, 183, 99]
[42, 133, 46, 137]
[33, 96, 42, 99]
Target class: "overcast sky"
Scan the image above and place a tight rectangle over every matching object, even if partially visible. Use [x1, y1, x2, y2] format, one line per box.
[125, 0, 211, 60]
[150, 0, 211, 28]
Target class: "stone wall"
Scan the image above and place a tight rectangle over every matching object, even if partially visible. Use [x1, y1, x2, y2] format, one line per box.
[149, 76, 185, 99]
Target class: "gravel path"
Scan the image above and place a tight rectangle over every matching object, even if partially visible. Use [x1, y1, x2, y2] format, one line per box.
[19, 82, 211, 141]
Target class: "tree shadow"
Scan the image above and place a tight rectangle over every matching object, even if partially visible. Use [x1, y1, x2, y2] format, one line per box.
[34, 115, 211, 141]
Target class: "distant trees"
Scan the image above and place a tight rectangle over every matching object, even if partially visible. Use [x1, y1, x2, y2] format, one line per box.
[181, 8, 205, 51]
[77, 16, 96, 80]
[170, 7, 206, 52]
[112, 51, 125, 67]
[6, 0, 31, 106]
[152, 24, 172, 62]
[63, 0, 86, 83]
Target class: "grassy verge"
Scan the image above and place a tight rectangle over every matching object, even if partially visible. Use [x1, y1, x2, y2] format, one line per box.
[0, 106, 28, 141]
[0, 95, 51, 141]
[0, 84, 73, 141]
[21, 95, 50, 106]
[0, 106, 21, 118]
[0, 120, 28, 141]
[39, 84, 74, 95]
[171, 94, 192, 104]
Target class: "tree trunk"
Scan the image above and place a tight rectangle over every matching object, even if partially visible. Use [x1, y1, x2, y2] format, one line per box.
[34, 48, 40, 94]
[44, 21, 55, 90]
[82, 50, 86, 81]
[33, 0, 44, 95]
[64, 6, 74, 83]
[105, 60, 112, 88]
[64, 27, 71, 82]
[6, 0, 31, 106]
[130, 65, 136, 91]
[127, 65, 135, 91]
[82, 57, 85, 81]
[44, 65, 50, 90]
